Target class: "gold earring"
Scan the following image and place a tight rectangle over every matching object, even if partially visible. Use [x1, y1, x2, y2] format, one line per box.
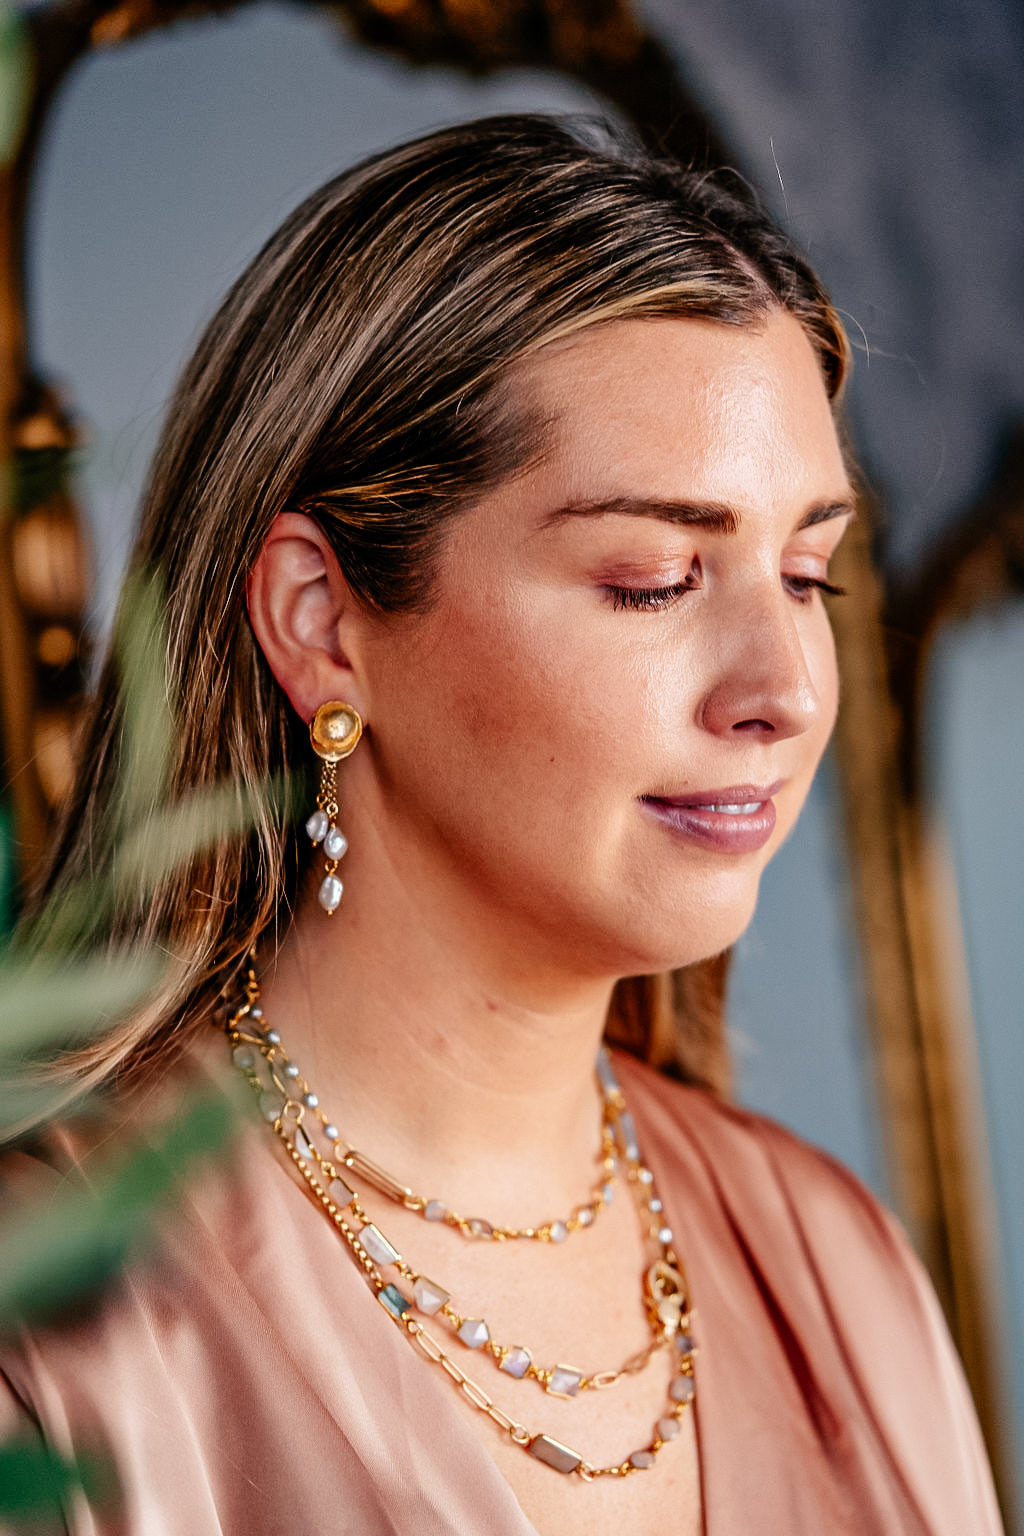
[306, 701, 362, 915]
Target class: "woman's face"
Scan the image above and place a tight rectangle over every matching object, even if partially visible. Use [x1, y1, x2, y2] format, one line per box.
[353, 311, 854, 979]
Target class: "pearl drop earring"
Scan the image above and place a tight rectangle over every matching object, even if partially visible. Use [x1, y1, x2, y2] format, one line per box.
[306, 701, 362, 915]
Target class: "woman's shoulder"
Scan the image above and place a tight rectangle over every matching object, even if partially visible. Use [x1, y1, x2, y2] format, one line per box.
[615, 1047, 897, 1239]
[613, 1050, 1004, 1535]
[614, 1047, 936, 1328]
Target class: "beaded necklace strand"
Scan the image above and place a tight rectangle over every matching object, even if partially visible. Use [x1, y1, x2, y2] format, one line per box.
[226, 972, 697, 1481]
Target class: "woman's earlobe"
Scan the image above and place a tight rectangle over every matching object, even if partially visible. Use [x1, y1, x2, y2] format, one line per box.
[246, 511, 360, 721]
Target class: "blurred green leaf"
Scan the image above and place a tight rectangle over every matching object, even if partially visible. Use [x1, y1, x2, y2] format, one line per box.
[113, 569, 173, 834]
[0, 794, 16, 938]
[0, 1438, 109, 1520]
[0, 0, 30, 166]
[114, 772, 294, 897]
[0, 951, 164, 1059]
[0, 1088, 236, 1329]
[0, 556, 279, 1517]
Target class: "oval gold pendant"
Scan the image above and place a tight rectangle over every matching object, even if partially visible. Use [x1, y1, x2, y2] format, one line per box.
[310, 701, 363, 761]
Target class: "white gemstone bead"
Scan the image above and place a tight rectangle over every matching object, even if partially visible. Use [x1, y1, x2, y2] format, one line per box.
[323, 826, 348, 861]
[500, 1345, 532, 1379]
[629, 1450, 656, 1470]
[328, 1177, 355, 1209]
[657, 1416, 681, 1441]
[412, 1276, 449, 1316]
[318, 875, 343, 913]
[359, 1224, 400, 1267]
[549, 1220, 568, 1243]
[547, 1365, 582, 1398]
[596, 1049, 620, 1096]
[305, 809, 329, 844]
[259, 1090, 283, 1122]
[424, 1200, 448, 1222]
[670, 1374, 695, 1404]
[457, 1318, 490, 1349]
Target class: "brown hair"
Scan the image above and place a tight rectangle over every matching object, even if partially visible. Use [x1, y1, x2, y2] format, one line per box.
[26, 113, 849, 1116]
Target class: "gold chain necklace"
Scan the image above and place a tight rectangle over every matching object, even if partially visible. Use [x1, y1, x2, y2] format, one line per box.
[239, 982, 620, 1243]
[226, 972, 697, 1481]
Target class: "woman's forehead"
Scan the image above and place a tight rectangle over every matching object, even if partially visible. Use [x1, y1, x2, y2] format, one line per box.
[502, 312, 851, 509]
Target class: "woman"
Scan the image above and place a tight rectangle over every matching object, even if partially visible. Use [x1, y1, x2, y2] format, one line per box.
[0, 115, 1002, 1533]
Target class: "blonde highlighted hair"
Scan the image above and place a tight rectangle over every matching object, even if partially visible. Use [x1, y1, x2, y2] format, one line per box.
[26, 113, 849, 1117]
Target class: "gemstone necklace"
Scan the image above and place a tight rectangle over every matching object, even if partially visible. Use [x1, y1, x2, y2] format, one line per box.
[233, 975, 621, 1245]
[226, 972, 697, 1481]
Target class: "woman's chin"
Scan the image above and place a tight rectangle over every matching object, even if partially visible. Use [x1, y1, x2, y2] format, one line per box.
[615, 878, 763, 977]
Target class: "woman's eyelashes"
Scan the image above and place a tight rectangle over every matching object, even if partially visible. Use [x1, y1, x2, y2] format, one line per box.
[783, 574, 847, 604]
[604, 557, 702, 611]
[602, 559, 846, 612]
[607, 579, 696, 611]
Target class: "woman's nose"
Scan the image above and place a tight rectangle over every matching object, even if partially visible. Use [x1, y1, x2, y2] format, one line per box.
[699, 595, 825, 741]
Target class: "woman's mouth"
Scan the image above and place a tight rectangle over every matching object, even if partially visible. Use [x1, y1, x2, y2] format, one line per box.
[639, 783, 782, 853]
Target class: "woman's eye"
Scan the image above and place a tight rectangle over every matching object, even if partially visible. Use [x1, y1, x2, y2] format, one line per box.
[783, 574, 847, 604]
[605, 562, 701, 611]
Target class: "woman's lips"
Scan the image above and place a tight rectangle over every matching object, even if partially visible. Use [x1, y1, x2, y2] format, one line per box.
[640, 783, 782, 853]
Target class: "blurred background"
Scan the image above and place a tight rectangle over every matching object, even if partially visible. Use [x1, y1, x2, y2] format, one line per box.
[1, 0, 1021, 1522]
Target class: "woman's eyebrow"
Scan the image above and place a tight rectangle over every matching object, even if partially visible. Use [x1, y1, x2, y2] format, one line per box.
[541, 497, 740, 532]
[541, 494, 858, 533]
[795, 497, 858, 530]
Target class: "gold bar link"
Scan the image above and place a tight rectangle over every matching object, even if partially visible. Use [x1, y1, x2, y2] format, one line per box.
[460, 1379, 492, 1412]
[412, 1328, 443, 1364]
[440, 1354, 464, 1384]
[345, 1149, 414, 1203]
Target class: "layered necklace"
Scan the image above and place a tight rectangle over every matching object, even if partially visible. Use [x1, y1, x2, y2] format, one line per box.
[226, 967, 697, 1482]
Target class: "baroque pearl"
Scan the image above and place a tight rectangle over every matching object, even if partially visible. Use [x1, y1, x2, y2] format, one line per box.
[323, 826, 348, 861]
[305, 809, 329, 844]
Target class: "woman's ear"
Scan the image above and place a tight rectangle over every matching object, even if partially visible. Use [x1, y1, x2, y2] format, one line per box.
[246, 512, 366, 722]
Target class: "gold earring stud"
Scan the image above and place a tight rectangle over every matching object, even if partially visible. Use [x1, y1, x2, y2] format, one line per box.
[306, 701, 362, 914]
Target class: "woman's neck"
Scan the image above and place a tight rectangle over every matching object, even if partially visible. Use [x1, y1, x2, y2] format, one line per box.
[255, 863, 618, 1225]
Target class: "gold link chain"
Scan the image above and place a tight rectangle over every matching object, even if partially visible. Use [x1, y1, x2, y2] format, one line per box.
[227, 984, 697, 1483]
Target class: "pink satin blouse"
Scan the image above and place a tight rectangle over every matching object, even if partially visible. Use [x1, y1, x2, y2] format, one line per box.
[0, 1052, 1004, 1534]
